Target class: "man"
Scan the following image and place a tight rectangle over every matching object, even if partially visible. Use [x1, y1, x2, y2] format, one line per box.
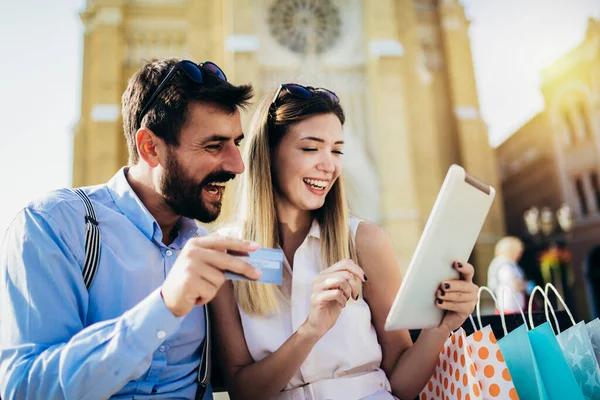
[0, 58, 261, 399]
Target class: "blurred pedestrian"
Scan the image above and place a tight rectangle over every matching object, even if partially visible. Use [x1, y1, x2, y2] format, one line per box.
[488, 236, 533, 314]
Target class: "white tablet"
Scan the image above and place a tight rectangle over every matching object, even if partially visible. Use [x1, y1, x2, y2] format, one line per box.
[384, 164, 495, 331]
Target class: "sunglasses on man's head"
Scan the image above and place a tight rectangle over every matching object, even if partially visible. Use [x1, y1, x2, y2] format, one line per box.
[270, 83, 340, 109]
[137, 60, 227, 128]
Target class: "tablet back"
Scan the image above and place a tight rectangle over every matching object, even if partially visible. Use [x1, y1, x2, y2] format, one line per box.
[384, 165, 495, 331]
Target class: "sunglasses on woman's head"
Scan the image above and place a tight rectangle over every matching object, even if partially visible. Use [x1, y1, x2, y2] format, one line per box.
[137, 60, 227, 128]
[270, 83, 340, 109]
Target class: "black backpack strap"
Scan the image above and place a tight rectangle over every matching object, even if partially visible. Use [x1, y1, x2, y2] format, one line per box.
[192, 227, 212, 399]
[195, 305, 211, 400]
[71, 188, 101, 290]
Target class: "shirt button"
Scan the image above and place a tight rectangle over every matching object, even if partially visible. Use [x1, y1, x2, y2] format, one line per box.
[159, 345, 166, 352]
[165, 249, 173, 257]
[156, 330, 166, 340]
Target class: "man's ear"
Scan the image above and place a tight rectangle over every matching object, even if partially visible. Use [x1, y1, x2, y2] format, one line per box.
[136, 127, 163, 168]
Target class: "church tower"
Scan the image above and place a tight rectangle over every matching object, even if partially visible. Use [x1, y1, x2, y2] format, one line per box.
[74, 0, 505, 281]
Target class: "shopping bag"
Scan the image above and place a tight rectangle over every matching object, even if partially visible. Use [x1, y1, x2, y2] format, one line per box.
[543, 284, 600, 399]
[467, 287, 520, 399]
[586, 318, 600, 365]
[466, 324, 519, 399]
[485, 287, 547, 399]
[497, 324, 547, 399]
[420, 287, 520, 400]
[526, 286, 585, 400]
[419, 328, 482, 400]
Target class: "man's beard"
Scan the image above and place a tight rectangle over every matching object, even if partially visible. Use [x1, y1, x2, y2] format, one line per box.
[160, 153, 235, 222]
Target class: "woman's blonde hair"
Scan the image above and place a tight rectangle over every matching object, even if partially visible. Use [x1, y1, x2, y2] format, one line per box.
[234, 88, 357, 315]
[494, 236, 524, 259]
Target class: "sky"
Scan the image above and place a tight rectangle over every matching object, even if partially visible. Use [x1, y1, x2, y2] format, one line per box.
[0, 0, 599, 237]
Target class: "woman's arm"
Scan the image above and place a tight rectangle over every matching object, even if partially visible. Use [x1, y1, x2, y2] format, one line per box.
[210, 282, 318, 400]
[356, 222, 476, 400]
[211, 260, 365, 400]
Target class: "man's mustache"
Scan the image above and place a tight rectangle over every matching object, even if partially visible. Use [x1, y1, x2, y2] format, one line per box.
[200, 171, 236, 186]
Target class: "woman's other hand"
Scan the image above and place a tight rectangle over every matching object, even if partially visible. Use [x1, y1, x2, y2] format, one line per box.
[300, 259, 366, 340]
[435, 261, 478, 332]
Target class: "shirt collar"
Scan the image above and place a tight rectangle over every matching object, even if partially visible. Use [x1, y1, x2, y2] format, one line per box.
[169, 218, 202, 249]
[307, 219, 321, 239]
[106, 167, 199, 245]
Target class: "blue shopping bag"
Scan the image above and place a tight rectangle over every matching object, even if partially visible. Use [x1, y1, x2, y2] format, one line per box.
[556, 321, 600, 399]
[586, 318, 600, 366]
[525, 286, 585, 400]
[542, 283, 600, 399]
[498, 324, 548, 399]
[527, 322, 584, 400]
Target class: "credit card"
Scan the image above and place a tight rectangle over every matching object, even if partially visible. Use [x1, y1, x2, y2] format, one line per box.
[225, 247, 284, 285]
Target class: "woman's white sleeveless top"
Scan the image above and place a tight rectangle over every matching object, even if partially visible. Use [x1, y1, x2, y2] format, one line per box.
[220, 219, 395, 400]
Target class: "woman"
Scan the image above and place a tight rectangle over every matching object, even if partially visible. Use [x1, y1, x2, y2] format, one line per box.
[211, 84, 479, 399]
[487, 236, 532, 314]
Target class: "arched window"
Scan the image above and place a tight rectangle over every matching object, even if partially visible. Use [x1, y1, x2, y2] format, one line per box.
[575, 177, 589, 216]
[564, 109, 577, 145]
[590, 172, 600, 212]
[579, 102, 593, 140]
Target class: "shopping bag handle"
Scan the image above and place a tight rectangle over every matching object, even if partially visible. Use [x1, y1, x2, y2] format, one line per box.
[528, 285, 561, 334]
[544, 283, 576, 331]
[500, 286, 529, 331]
[468, 315, 478, 332]
[476, 286, 509, 336]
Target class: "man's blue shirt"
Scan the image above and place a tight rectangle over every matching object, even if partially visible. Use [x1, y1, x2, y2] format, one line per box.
[0, 168, 211, 399]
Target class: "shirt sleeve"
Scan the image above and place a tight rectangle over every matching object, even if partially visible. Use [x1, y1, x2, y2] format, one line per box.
[0, 207, 183, 400]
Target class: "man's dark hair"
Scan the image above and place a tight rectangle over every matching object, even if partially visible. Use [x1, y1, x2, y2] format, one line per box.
[122, 58, 253, 164]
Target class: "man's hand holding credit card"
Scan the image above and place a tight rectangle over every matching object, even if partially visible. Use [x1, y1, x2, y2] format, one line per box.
[226, 247, 284, 285]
